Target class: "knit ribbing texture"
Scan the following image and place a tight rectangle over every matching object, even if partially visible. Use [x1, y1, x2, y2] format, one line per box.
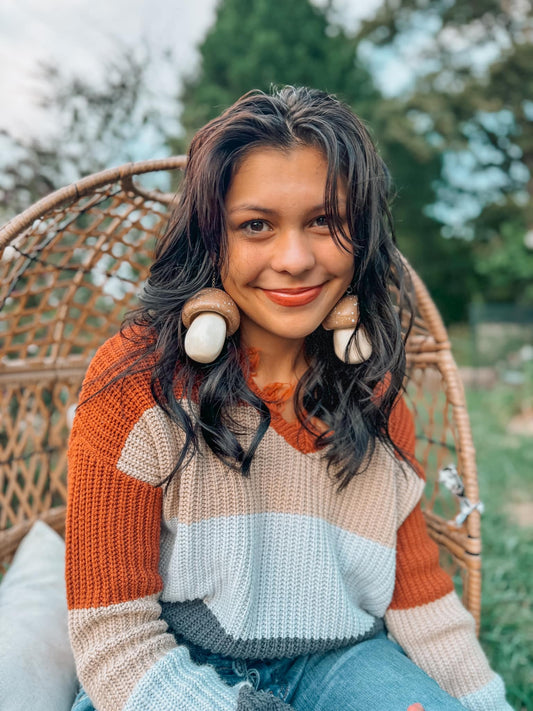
[66, 331, 511, 711]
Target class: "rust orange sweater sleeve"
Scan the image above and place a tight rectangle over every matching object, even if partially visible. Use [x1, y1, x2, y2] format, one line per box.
[66, 332, 164, 610]
[388, 396, 454, 609]
[384, 397, 506, 706]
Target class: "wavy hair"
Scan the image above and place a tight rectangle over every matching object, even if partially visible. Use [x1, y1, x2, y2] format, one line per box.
[118, 86, 414, 488]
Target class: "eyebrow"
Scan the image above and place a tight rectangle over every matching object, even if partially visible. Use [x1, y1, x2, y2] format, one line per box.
[227, 203, 328, 215]
[227, 204, 276, 215]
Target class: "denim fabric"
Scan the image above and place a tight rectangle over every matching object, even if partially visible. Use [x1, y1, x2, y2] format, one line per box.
[72, 685, 94, 711]
[288, 632, 467, 710]
[72, 630, 467, 710]
[186, 631, 466, 711]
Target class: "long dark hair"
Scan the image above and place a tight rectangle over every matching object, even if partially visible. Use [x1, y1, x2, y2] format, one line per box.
[118, 86, 414, 488]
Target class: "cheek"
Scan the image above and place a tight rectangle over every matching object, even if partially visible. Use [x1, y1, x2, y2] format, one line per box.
[224, 240, 267, 288]
[324, 244, 355, 280]
[222, 245, 255, 290]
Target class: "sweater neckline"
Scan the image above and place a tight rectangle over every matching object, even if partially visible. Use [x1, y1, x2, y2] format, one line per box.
[244, 347, 320, 454]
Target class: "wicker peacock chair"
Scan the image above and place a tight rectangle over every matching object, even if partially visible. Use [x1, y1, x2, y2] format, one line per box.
[0, 158, 483, 631]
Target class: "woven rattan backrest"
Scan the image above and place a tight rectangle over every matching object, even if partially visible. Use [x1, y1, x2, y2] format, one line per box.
[402, 271, 481, 627]
[0, 159, 481, 630]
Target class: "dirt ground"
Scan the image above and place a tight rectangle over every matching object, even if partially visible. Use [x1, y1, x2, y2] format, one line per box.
[506, 408, 533, 437]
[506, 500, 533, 528]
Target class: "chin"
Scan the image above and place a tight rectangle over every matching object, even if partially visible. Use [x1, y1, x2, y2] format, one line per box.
[270, 323, 322, 341]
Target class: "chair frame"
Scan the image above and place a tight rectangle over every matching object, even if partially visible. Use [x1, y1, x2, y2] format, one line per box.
[0, 158, 482, 631]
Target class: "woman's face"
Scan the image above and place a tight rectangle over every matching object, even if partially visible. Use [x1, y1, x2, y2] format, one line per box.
[222, 145, 354, 352]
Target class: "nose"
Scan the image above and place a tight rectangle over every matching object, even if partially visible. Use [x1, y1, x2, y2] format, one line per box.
[270, 228, 316, 275]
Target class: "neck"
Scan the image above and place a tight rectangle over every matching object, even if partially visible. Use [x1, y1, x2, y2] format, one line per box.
[240, 331, 307, 389]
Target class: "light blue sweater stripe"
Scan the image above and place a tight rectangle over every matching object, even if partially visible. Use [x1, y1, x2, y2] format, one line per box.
[459, 674, 513, 711]
[124, 645, 247, 711]
[160, 511, 396, 643]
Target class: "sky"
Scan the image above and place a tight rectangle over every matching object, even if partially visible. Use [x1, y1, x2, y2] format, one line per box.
[0, 0, 218, 138]
[0, 0, 384, 141]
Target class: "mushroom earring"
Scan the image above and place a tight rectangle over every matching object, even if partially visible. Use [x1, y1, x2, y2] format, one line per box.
[322, 295, 372, 364]
[181, 288, 240, 363]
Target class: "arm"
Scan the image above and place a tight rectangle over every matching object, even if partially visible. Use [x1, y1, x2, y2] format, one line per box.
[385, 398, 512, 711]
[66, 334, 289, 711]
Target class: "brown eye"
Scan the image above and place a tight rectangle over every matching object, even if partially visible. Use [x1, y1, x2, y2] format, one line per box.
[240, 219, 270, 235]
[312, 215, 330, 229]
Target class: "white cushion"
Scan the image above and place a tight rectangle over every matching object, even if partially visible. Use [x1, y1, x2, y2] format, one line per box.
[0, 520, 78, 711]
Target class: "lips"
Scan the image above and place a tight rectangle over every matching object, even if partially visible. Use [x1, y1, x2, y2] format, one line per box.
[261, 285, 324, 306]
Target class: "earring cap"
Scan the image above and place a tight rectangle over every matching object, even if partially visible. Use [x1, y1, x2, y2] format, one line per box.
[322, 295, 359, 331]
[182, 288, 240, 336]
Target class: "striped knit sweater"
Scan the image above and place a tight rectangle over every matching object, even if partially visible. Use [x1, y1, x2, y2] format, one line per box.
[66, 331, 510, 711]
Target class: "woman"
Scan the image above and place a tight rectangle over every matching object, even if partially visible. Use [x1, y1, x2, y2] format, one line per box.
[66, 86, 510, 710]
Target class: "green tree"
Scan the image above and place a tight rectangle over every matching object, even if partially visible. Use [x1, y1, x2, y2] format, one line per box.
[367, 98, 479, 322]
[177, 0, 377, 141]
[358, 0, 533, 306]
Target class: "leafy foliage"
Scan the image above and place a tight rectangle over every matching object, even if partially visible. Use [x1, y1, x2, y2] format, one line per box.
[358, 0, 533, 307]
[0, 49, 177, 222]
[177, 0, 377, 143]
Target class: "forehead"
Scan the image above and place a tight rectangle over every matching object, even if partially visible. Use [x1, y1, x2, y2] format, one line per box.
[226, 145, 344, 208]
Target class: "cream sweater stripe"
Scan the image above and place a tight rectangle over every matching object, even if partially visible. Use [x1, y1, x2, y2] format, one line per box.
[385, 590, 510, 708]
[69, 595, 177, 710]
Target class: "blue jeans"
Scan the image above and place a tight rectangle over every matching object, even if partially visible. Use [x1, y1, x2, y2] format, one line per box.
[73, 630, 466, 710]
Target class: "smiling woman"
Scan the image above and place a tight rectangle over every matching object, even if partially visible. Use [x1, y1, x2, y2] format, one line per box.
[223, 146, 354, 388]
[65, 87, 512, 711]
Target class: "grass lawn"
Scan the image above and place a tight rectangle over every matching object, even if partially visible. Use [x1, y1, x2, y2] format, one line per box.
[463, 369, 533, 710]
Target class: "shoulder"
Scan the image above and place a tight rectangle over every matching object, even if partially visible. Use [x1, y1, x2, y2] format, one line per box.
[70, 327, 187, 484]
[388, 396, 415, 453]
[73, 327, 160, 442]
[84, 326, 154, 381]
[81, 324, 162, 399]
[388, 395, 425, 482]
